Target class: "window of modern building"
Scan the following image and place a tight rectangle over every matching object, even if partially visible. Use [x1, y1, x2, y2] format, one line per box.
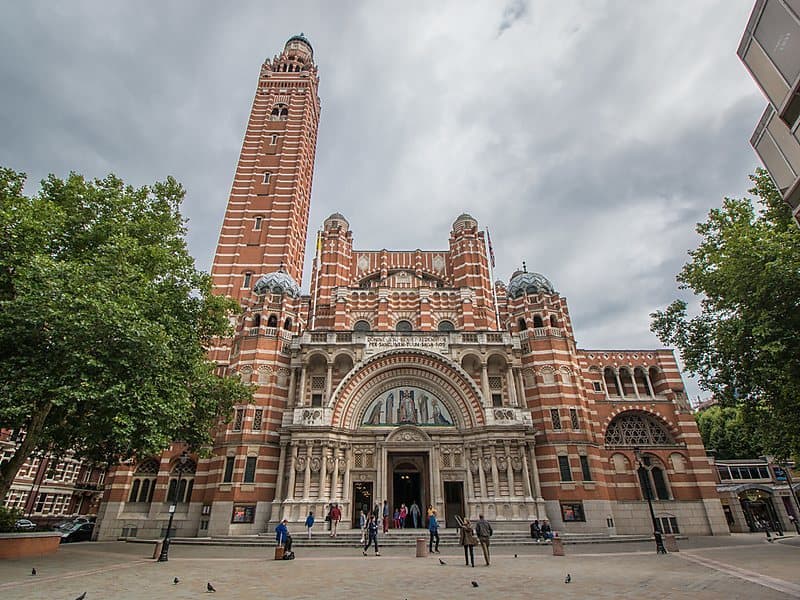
[223, 456, 235, 483]
[35, 493, 47, 513]
[550, 408, 562, 430]
[438, 320, 455, 332]
[580, 455, 592, 481]
[396, 320, 413, 332]
[560, 502, 585, 522]
[558, 455, 573, 482]
[353, 320, 371, 332]
[244, 457, 257, 483]
[254, 216, 262, 230]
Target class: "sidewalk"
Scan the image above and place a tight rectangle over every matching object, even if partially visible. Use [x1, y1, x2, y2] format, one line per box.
[1, 536, 798, 599]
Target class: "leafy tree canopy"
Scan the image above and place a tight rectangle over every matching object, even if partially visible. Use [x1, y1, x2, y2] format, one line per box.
[694, 405, 766, 460]
[651, 169, 800, 460]
[0, 167, 251, 500]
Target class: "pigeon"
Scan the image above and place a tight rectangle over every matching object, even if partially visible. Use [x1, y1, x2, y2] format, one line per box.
[31, 568, 37, 576]
[471, 581, 479, 588]
[207, 582, 216, 593]
[75, 594, 87, 600]
[565, 574, 571, 584]
[514, 554, 518, 558]
[439, 558, 446, 565]
[173, 577, 180, 585]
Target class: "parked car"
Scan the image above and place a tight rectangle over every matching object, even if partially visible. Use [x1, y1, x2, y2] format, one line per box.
[54, 516, 92, 532]
[14, 519, 36, 531]
[60, 522, 94, 543]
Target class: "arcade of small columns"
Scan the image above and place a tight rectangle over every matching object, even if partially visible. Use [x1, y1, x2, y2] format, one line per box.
[598, 365, 665, 400]
[275, 430, 543, 525]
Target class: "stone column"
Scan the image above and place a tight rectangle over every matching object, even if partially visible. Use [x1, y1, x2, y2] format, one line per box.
[286, 444, 298, 501]
[464, 447, 476, 502]
[519, 444, 534, 499]
[480, 363, 491, 407]
[630, 369, 641, 399]
[302, 442, 312, 500]
[490, 445, 501, 497]
[505, 369, 517, 407]
[644, 371, 656, 398]
[602, 374, 610, 400]
[504, 443, 515, 496]
[298, 367, 307, 407]
[477, 446, 487, 499]
[527, 443, 543, 500]
[331, 447, 341, 503]
[431, 446, 442, 509]
[614, 370, 624, 398]
[319, 443, 328, 502]
[326, 363, 334, 402]
[274, 442, 288, 501]
[342, 445, 352, 520]
[287, 368, 297, 408]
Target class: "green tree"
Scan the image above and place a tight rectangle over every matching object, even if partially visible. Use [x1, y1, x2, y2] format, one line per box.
[651, 169, 800, 459]
[0, 167, 251, 500]
[694, 405, 766, 460]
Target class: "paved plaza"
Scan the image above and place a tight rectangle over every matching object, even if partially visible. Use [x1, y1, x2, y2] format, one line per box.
[1, 535, 799, 599]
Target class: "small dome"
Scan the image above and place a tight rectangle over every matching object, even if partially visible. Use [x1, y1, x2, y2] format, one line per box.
[324, 213, 349, 231]
[507, 271, 555, 299]
[253, 270, 301, 298]
[285, 34, 313, 57]
[452, 213, 478, 233]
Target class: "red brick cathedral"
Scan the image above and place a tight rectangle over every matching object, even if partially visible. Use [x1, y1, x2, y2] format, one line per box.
[96, 36, 727, 539]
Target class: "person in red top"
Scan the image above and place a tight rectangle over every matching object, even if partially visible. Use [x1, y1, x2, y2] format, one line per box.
[329, 503, 342, 537]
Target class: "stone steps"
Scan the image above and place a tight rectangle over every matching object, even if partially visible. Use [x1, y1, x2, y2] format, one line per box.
[138, 530, 654, 548]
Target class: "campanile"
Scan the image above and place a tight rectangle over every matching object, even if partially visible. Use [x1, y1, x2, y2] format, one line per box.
[211, 35, 320, 303]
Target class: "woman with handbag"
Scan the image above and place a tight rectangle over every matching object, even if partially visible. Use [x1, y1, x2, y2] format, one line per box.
[459, 517, 478, 567]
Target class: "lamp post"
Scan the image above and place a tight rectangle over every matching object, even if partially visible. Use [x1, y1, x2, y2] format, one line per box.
[633, 447, 667, 554]
[158, 451, 188, 562]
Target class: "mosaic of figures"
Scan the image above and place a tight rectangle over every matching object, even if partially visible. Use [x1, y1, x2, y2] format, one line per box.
[362, 387, 454, 426]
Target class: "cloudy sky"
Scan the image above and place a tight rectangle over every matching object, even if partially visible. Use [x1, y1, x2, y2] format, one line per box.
[0, 1, 765, 399]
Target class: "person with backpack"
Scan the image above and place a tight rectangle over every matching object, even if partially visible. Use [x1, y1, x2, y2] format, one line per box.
[362, 515, 380, 556]
[475, 514, 493, 566]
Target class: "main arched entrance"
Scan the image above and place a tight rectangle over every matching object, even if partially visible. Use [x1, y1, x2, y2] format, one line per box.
[389, 456, 428, 528]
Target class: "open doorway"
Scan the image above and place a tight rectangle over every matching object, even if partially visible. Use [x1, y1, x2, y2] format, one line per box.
[352, 481, 373, 528]
[388, 453, 429, 528]
[444, 481, 465, 528]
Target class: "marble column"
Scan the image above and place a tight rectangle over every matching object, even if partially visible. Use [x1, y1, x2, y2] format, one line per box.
[614, 370, 624, 398]
[326, 364, 334, 402]
[645, 372, 656, 398]
[630, 369, 641, 399]
[331, 447, 341, 502]
[274, 442, 287, 501]
[477, 447, 487, 499]
[286, 445, 298, 501]
[519, 444, 534, 499]
[342, 445, 352, 520]
[298, 368, 307, 407]
[319, 443, 328, 502]
[480, 363, 491, 407]
[287, 368, 297, 408]
[505, 369, 517, 407]
[302, 443, 312, 500]
[504, 443, 515, 496]
[490, 445, 501, 497]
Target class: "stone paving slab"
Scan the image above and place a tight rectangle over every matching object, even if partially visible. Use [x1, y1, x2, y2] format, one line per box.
[0, 538, 797, 599]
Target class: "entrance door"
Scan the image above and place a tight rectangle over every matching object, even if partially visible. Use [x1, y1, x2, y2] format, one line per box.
[352, 482, 373, 528]
[393, 464, 421, 528]
[443, 481, 465, 528]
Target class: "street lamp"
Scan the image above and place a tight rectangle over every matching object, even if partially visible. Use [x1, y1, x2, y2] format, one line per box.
[633, 447, 667, 554]
[158, 451, 189, 562]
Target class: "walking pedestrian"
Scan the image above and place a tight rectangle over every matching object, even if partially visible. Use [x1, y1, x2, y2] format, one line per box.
[426, 504, 434, 528]
[459, 518, 478, 567]
[359, 509, 367, 545]
[475, 513, 493, 566]
[362, 515, 380, 556]
[410, 501, 421, 528]
[382, 500, 390, 534]
[399, 504, 408, 529]
[530, 519, 541, 542]
[428, 510, 440, 553]
[305, 511, 315, 540]
[330, 503, 341, 537]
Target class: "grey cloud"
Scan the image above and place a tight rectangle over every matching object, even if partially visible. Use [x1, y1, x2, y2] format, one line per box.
[0, 1, 764, 400]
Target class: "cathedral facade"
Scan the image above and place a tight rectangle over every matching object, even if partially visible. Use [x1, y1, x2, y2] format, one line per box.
[96, 36, 728, 540]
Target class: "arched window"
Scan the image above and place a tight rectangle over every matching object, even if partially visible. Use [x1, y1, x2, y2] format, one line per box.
[353, 320, 371, 332]
[129, 458, 159, 503]
[166, 458, 196, 504]
[267, 314, 278, 328]
[637, 455, 671, 501]
[604, 411, 675, 447]
[549, 315, 558, 327]
[279, 107, 288, 119]
[533, 315, 544, 328]
[603, 367, 621, 396]
[283, 317, 292, 331]
[518, 318, 527, 331]
[437, 320, 455, 332]
[396, 320, 413, 332]
[252, 314, 261, 328]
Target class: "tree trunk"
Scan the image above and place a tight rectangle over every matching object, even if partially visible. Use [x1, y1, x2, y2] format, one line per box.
[0, 401, 53, 502]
